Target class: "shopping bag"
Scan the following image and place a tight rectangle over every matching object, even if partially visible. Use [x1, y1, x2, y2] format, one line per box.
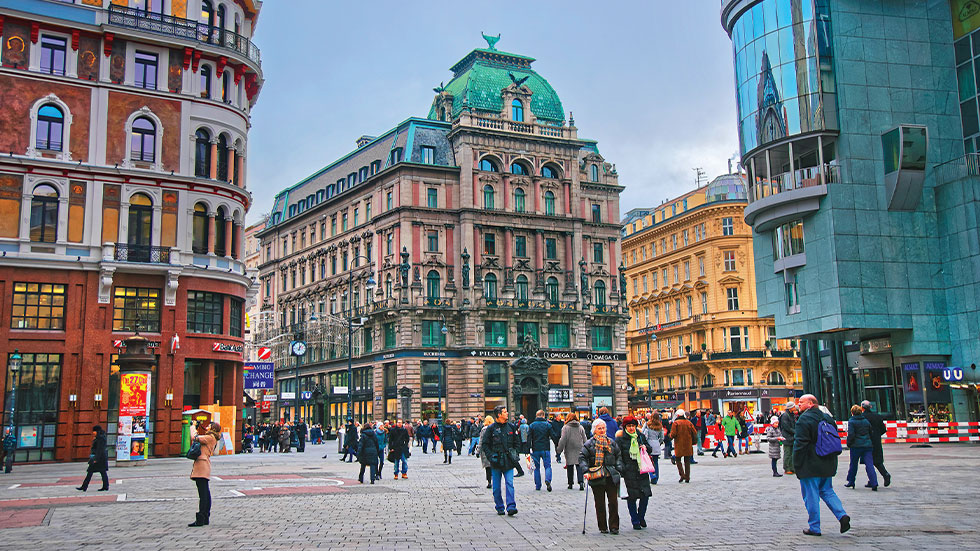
[525, 454, 536, 471]
[639, 447, 656, 474]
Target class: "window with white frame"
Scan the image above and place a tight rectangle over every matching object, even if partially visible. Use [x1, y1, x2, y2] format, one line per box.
[724, 251, 736, 271]
[698, 256, 705, 277]
[40, 35, 67, 75]
[134, 51, 158, 89]
[701, 292, 708, 314]
[726, 287, 739, 311]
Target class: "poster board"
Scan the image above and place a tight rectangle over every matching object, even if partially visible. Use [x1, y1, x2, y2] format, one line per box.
[117, 372, 151, 461]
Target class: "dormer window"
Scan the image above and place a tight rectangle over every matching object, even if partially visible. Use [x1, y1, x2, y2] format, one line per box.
[512, 99, 524, 122]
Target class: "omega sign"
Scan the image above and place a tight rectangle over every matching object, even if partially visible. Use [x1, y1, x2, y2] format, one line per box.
[213, 342, 244, 354]
[586, 352, 624, 362]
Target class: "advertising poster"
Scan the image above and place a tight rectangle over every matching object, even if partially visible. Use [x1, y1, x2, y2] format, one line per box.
[116, 435, 131, 461]
[129, 437, 146, 460]
[117, 372, 152, 461]
[244, 362, 275, 390]
[120, 373, 150, 416]
[17, 425, 38, 448]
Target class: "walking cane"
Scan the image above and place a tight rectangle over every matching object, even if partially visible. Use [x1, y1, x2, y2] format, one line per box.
[582, 479, 589, 534]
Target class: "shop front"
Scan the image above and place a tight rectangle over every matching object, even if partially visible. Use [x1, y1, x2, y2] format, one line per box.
[902, 360, 955, 422]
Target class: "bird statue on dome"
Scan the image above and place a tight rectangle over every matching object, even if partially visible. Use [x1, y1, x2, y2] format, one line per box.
[482, 32, 501, 51]
[508, 72, 530, 87]
[433, 82, 445, 94]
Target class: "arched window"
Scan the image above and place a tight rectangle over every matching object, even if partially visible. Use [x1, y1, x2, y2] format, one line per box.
[512, 99, 524, 122]
[591, 164, 599, 181]
[216, 134, 229, 181]
[221, 70, 231, 102]
[546, 276, 559, 306]
[513, 187, 526, 213]
[127, 193, 153, 252]
[516, 274, 529, 301]
[594, 280, 606, 306]
[702, 374, 715, 388]
[767, 371, 786, 385]
[484, 273, 498, 299]
[200, 0, 214, 25]
[214, 206, 227, 256]
[195, 129, 211, 177]
[192, 203, 209, 253]
[36, 104, 64, 151]
[541, 165, 559, 179]
[130, 117, 156, 162]
[483, 185, 495, 209]
[30, 184, 59, 243]
[200, 65, 212, 98]
[426, 270, 441, 299]
[216, 4, 226, 31]
[510, 162, 528, 175]
[479, 158, 498, 172]
[544, 191, 556, 215]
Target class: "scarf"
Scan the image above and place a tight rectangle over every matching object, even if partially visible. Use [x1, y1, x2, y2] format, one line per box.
[593, 434, 612, 467]
[626, 430, 641, 466]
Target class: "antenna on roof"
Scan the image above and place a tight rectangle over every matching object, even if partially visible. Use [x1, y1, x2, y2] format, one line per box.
[693, 167, 707, 188]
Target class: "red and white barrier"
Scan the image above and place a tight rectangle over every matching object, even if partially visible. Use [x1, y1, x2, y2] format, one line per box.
[694, 420, 980, 449]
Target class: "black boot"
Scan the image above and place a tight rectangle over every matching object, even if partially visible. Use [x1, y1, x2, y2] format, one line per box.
[188, 513, 207, 527]
[448, 455, 452, 464]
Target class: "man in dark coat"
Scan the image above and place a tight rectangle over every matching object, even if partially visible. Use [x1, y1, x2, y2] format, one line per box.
[793, 394, 849, 536]
[441, 420, 456, 464]
[388, 420, 410, 478]
[529, 411, 553, 491]
[295, 418, 308, 452]
[482, 406, 521, 515]
[549, 415, 564, 463]
[861, 400, 891, 487]
[779, 402, 798, 474]
[342, 422, 358, 462]
[2, 428, 14, 473]
[356, 423, 380, 484]
[418, 422, 433, 453]
[77, 426, 108, 491]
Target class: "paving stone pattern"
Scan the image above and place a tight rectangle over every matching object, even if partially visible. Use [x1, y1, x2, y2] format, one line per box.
[0, 443, 977, 550]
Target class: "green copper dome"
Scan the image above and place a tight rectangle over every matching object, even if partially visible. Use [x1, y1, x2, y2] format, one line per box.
[427, 41, 565, 123]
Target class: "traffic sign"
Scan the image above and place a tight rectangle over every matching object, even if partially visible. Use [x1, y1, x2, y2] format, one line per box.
[301, 391, 312, 400]
[257, 347, 272, 360]
[942, 368, 964, 382]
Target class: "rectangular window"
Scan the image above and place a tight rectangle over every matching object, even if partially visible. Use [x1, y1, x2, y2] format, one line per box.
[548, 364, 571, 386]
[683, 229, 689, 246]
[701, 292, 708, 314]
[652, 272, 657, 289]
[662, 268, 668, 286]
[187, 291, 223, 334]
[699, 257, 705, 277]
[593, 242, 603, 263]
[134, 51, 158, 90]
[657, 339, 662, 360]
[386, 233, 394, 255]
[591, 364, 612, 387]
[642, 275, 648, 292]
[427, 230, 439, 252]
[654, 305, 659, 324]
[384, 322, 396, 348]
[5, 352, 61, 460]
[726, 288, 739, 311]
[386, 191, 393, 210]
[665, 337, 672, 358]
[485, 321, 507, 347]
[722, 217, 734, 236]
[591, 204, 601, 223]
[112, 287, 161, 332]
[484, 233, 496, 256]
[548, 323, 570, 348]
[684, 261, 690, 281]
[672, 234, 678, 250]
[421, 361, 442, 391]
[422, 320, 446, 347]
[485, 361, 507, 387]
[11, 282, 66, 330]
[427, 188, 438, 208]
[664, 302, 670, 322]
[353, 208, 359, 227]
[421, 146, 435, 164]
[786, 273, 801, 314]
[742, 325, 750, 350]
[342, 212, 348, 231]
[331, 217, 336, 236]
[365, 201, 372, 221]
[674, 299, 681, 321]
[39, 36, 67, 75]
[724, 251, 736, 271]
[545, 237, 557, 259]
[229, 298, 243, 337]
[517, 322, 539, 345]
[686, 295, 693, 318]
[591, 326, 612, 350]
[515, 235, 527, 257]
[673, 265, 679, 284]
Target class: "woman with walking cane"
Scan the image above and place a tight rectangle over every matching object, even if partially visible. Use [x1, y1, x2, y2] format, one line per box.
[578, 421, 621, 534]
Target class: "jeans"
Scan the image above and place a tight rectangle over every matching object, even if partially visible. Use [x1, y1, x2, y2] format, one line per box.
[771, 458, 779, 474]
[531, 450, 552, 488]
[799, 477, 847, 534]
[696, 431, 705, 453]
[626, 495, 649, 527]
[80, 470, 108, 490]
[491, 468, 516, 513]
[846, 447, 878, 487]
[469, 437, 479, 455]
[783, 442, 795, 472]
[726, 435, 737, 456]
[422, 437, 430, 453]
[358, 462, 377, 483]
[394, 453, 408, 475]
[377, 453, 384, 479]
[193, 477, 211, 519]
[648, 456, 659, 484]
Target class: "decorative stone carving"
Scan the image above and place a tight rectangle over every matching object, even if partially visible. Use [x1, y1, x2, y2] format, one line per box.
[98, 266, 115, 304]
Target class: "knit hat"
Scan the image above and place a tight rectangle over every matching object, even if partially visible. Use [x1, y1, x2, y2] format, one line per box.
[675, 409, 686, 418]
[622, 416, 639, 427]
[770, 416, 779, 425]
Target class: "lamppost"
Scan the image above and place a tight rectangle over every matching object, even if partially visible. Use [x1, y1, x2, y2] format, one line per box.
[346, 255, 376, 424]
[6, 349, 21, 439]
[437, 314, 448, 424]
[646, 330, 653, 411]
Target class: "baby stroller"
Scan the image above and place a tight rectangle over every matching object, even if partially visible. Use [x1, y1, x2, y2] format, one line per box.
[242, 433, 254, 453]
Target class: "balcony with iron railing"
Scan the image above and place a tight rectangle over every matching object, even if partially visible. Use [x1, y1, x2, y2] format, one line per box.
[113, 243, 172, 264]
[107, 5, 261, 65]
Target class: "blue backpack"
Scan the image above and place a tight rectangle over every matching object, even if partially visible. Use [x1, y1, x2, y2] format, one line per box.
[815, 419, 843, 457]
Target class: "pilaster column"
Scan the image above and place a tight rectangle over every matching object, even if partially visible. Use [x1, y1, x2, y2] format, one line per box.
[227, 148, 236, 184]
[152, 205, 162, 247]
[504, 228, 513, 268]
[232, 221, 243, 259]
[209, 140, 218, 179]
[534, 230, 543, 271]
[207, 213, 216, 254]
[223, 217, 232, 258]
[118, 201, 130, 244]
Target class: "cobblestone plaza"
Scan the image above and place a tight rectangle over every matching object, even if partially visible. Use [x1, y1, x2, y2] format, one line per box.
[0, 444, 976, 549]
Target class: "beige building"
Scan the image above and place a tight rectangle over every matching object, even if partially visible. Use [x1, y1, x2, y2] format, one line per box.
[622, 174, 801, 416]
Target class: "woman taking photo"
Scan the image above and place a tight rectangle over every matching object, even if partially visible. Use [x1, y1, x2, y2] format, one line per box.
[189, 420, 221, 527]
[579, 421, 621, 534]
[76, 425, 108, 492]
[616, 416, 653, 530]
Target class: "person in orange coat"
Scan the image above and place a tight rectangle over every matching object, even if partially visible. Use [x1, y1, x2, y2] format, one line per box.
[668, 410, 698, 483]
[189, 420, 221, 527]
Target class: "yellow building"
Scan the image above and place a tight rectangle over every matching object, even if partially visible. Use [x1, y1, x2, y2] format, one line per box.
[622, 174, 801, 416]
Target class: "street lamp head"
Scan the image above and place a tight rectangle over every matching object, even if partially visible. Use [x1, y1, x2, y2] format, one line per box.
[8, 349, 21, 372]
[440, 325, 448, 335]
[309, 312, 318, 322]
[366, 276, 377, 291]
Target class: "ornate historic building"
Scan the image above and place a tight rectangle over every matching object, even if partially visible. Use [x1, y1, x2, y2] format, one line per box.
[0, 0, 263, 461]
[622, 174, 801, 415]
[256, 37, 628, 426]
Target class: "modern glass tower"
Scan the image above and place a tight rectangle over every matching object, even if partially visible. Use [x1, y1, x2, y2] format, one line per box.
[721, 0, 980, 422]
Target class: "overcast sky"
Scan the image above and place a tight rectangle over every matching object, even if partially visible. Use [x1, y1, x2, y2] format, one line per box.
[245, 1, 739, 225]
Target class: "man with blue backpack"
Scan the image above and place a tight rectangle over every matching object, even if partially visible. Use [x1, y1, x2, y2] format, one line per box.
[793, 394, 850, 537]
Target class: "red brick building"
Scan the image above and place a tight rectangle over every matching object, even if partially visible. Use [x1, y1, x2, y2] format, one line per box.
[0, 0, 264, 462]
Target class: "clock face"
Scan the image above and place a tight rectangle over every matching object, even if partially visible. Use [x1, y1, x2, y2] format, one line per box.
[291, 341, 307, 356]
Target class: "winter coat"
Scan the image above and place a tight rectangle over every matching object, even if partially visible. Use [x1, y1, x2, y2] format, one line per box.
[87, 432, 109, 473]
[549, 419, 563, 444]
[846, 414, 873, 449]
[581, 419, 593, 439]
[477, 425, 492, 469]
[793, 407, 840, 479]
[388, 426, 409, 456]
[343, 424, 359, 449]
[357, 429, 380, 465]
[863, 408, 887, 462]
[641, 426, 663, 456]
[765, 425, 782, 459]
[779, 410, 797, 440]
[482, 422, 521, 471]
[468, 422, 482, 438]
[578, 436, 622, 487]
[597, 414, 619, 437]
[721, 415, 740, 436]
[528, 418, 552, 452]
[440, 424, 456, 446]
[375, 428, 388, 451]
[615, 431, 653, 500]
[418, 424, 433, 438]
[669, 418, 698, 457]
[190, 433, 218, 480]
[555, 420, 587, 461]
[294, 422, 308, 437]
[518, 421, 530, 444]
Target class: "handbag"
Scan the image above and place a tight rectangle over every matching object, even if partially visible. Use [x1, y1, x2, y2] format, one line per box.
[638, 447, 656, 474]
[186, 440, 202, 460]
